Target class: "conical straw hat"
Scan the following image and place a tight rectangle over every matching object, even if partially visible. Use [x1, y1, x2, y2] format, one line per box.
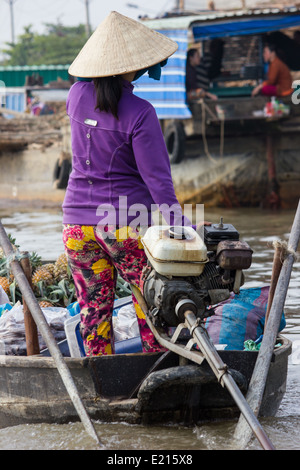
[68, 11, 178, 78]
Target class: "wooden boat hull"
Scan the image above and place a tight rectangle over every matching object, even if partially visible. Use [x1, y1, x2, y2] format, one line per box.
[0, 335, 291, 428]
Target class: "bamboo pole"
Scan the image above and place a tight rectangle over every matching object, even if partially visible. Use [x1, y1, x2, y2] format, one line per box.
[234, 199, 300, 449]
[20, 253, 40, 355]
[0, 220, 103, 448]
[265, 241, 285, 326]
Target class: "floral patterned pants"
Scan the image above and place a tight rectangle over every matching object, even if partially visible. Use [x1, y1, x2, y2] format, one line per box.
[63, 224, 164, 356]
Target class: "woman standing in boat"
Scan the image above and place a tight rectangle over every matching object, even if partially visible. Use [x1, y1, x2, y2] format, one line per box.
[62, 11, 191, 356]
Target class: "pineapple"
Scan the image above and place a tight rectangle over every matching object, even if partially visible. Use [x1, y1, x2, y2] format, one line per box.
[54, 254, 69, 281]
[32, 267, 54, 288]
[29, 252, 42, 272]
[42, 263, 55, 278]
[0, 276, 10, 295]
[39, 300, 54, 308]
[0, 258, 7, 277]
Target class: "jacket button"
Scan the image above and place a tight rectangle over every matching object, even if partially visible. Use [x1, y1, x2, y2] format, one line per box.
[87, 133, 91, 139]
[86, 160, 90, 165]
[88, 180, 93, 185]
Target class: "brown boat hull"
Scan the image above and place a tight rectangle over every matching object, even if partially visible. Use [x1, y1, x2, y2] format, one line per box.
[0, 335, 291, 428]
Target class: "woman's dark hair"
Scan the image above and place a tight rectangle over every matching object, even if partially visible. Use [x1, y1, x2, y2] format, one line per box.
[187, 48, 199, 61]
[93, 76, 123, 119]
[264, 43, 276, 53]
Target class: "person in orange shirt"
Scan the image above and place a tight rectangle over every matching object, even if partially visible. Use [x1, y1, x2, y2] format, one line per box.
[252, 44, 293, 97]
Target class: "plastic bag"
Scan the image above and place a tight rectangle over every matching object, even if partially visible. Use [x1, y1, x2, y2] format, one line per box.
[0, 286, 10, 306]
[113, 303, 140, 342]
[67, 301, 81, 317]
[0, 301, 71, 355]
[0, 303, 12, 316]
[244, 339, 262, 351]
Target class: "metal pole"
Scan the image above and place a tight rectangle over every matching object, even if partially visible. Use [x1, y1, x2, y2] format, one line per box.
[84, 0, 91, 37]
[183, 310, 275, 450]
[266, 134, 280, 209]
[0, 220, 103, 448]
[132, 284, 274, 449]
[4, 0, 16, 44]
[9, 0, 15, 44]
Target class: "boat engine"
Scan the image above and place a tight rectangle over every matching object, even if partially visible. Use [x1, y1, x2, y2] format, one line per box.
[141, 219, 253, 327]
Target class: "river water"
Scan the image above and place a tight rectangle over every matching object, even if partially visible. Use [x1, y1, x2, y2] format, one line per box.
[0, 205, 299, 451]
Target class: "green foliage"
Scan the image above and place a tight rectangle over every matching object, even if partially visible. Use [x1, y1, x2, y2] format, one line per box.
[0, 232, 132, 310]
[3, 23, 87, 66]
[37, 278, 76, 307]
[116, 278, 132, 298]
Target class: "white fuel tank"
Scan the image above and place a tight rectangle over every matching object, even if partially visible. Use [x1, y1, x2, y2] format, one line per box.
[142, 226, 208, 277]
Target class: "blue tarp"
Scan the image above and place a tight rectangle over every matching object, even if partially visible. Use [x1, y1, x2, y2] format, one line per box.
[192, 14, 300, 40]
[133, 29, 192, 120]
[134, 13, 300, 119]
[205, 286, 286, 350]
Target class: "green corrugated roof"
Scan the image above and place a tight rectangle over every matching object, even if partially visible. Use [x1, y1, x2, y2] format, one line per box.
[0, 65, 70, 71]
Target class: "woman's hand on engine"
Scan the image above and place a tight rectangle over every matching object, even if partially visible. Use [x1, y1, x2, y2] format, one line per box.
[196, 221, 211, 235]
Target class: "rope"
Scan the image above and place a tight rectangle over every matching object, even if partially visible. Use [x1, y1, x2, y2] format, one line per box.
[200, 99, 225, 162]
[5, 250, 29, 269]
[201, 100, 217, 164]
[220, 114, 225, 158]
[273, 239, 298, 263]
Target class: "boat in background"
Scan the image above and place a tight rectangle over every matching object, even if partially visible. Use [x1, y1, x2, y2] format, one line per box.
[1, 5, 300, 209]
[0, 85, 71, 206]
[136, 5, 300, 209]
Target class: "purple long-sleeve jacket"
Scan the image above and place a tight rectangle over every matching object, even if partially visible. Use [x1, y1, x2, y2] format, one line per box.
[62, 79, 190, 228]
